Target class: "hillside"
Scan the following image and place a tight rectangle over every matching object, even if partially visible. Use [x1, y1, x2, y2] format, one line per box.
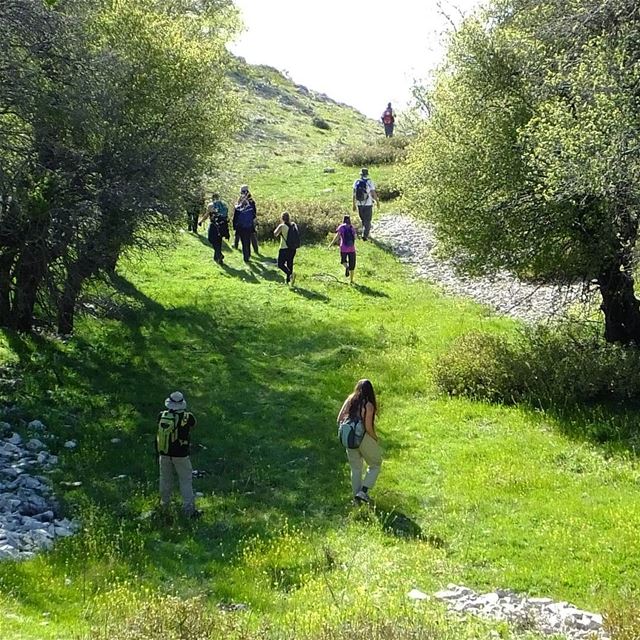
[0, 57, 639, 640]
[216, 57, 396, 203]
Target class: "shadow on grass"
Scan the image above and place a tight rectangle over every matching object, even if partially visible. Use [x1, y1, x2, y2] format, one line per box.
[0, 270, 404, 597]
[291, 287, 330, 303]
[352, 283, 389, 298]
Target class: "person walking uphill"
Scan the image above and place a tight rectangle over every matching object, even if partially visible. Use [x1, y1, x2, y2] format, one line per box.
[352, 168, 378, 241]
[233, 185, 258, 263]
[381, 102, 395, 137]
[201, 193, 229, 265]
[337, 379, 382, 503]
[328, 215, 357, 284]
[273, 211, 300, 285]
[156, 391, 201, 518]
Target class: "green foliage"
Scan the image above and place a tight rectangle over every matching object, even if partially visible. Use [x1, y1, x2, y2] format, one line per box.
[256, 200, 346, 243]
[312, 116, 331, 130]
[435, 321, 640, 424]
[402, 0, 640, 342]
[0, 0, 240, 333]
[336, 138, 409, 167]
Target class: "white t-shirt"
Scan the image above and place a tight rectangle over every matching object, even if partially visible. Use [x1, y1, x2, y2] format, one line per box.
[353, 178, 375, 206]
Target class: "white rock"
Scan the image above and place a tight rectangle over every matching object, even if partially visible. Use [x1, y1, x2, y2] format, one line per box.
[27, 420, 46, 432]
[63, 440, 77, 449]
[407, 588, 429, 600]
[26, 439, 45, 451]
[7, 433, 21, 446]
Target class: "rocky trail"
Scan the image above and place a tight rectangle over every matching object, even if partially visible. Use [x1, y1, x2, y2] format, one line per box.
[373, 214, 589, 322]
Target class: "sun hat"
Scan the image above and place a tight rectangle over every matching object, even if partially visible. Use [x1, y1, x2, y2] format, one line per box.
[360, 167, 369, 176]
[165, 391, 187, 412]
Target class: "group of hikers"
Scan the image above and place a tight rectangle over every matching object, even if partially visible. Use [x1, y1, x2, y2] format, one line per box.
[193, 166, 380, 286]
[161, 105, 396, 516]
[156, 378, 381, 518]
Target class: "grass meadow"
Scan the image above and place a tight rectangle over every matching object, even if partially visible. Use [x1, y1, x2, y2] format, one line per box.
[1, 231, 639, 638]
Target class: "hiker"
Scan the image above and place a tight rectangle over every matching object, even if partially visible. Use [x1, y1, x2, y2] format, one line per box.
[337, 379, 382, 503]
[186, 191, 203, 233]
[201, 193, 229, 264]
[273, 211, 300, 285]
[156, 391, 201, 518]
[381, 102, 395, 137]
[233, 185, 259, 259]
[328, 215, 357, 284]
[352, 168, 378, 241]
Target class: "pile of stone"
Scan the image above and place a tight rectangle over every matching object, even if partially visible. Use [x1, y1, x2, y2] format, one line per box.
[374, 214, 589, 323]
[433, 584, 607, 639]
[0, 420, 77, 560]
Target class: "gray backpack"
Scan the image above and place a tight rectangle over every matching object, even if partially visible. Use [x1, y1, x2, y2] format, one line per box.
[337, 418, 365, 449]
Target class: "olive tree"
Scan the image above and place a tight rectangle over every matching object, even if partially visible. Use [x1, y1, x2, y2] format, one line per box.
[404, 0, 640, 343]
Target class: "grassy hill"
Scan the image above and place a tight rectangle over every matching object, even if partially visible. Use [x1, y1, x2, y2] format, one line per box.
[0, 61, 639, 639]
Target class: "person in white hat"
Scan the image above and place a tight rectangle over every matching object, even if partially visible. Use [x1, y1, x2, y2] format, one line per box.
[156, 391, 200, 518]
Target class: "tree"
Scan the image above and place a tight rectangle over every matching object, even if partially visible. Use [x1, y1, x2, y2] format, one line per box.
[403, 0, 640, 343]
[0, 0, 240, 334]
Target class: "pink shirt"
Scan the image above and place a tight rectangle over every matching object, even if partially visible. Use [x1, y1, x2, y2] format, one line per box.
[337, 224, 356, 253]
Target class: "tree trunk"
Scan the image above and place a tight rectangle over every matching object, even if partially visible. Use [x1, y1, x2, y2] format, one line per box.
[57, 252, 98, 334]
[598, 264, 640, 344]
[0, 250, 16, 327]
[12, 245, 46, 332]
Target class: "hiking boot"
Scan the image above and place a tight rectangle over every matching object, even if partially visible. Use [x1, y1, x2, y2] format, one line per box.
[355, 490, 370, 503]
[345, 267, 350, 278]
[188, 509, 203, 520]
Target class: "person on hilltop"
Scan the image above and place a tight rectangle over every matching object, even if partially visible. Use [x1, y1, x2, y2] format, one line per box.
[273, 211, 300, 286]
[352, 167, 378, 241]
[336, 379, 382, 504]
[328, 214, 357, 284]
[232, 185, 258, 263]
[381, 102, 395, 137]
[200, 193, 229, 265]
[155, 391, 201, 519]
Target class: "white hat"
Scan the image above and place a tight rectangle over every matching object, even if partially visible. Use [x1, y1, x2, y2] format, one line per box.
[165, 391, 187, 412]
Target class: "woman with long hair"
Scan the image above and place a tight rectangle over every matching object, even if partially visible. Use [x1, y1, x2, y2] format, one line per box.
[337, 379, 382, 503]
[273, 211, 297, 285]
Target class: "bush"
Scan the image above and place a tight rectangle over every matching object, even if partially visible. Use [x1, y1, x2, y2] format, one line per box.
[312, 116, 331, 130]
[434, 322, 640, 409]
[375, 182, 402, 202]
[255, 199, 347, 244]
[434, 331, 520, 403]
[336, 138, 408, 166]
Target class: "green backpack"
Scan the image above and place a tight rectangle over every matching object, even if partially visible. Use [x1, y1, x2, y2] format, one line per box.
[156, 410, 182, 454]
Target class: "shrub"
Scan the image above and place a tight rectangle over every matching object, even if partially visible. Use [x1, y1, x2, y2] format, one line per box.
[336, 138, 408, 166]
[375, 182, 402, 202]
[434, 322, 640, 410]
[312, 116, 331, 130]
[255, 199, 347, 244]
[434, 331, 520, 403]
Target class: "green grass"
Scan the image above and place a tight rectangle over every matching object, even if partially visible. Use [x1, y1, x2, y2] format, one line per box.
[1, 233, 640, 638]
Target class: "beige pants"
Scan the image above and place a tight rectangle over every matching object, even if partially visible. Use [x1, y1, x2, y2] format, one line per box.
[159, 455, 195, 514]
[346, 433, 383, 495]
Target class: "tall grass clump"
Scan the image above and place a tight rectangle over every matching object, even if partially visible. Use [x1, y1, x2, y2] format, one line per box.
[336, 137, 410, 167]
[434, 322, 640, 411]
[604, 599, 640, 640]
[256, 200, 347, 243]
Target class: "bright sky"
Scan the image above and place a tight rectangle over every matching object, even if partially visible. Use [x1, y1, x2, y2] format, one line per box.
[230, 0, 483, 119]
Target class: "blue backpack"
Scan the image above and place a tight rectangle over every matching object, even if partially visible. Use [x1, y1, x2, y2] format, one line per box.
[354, 178, 369, 202]
[236, 205, 254, 229]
